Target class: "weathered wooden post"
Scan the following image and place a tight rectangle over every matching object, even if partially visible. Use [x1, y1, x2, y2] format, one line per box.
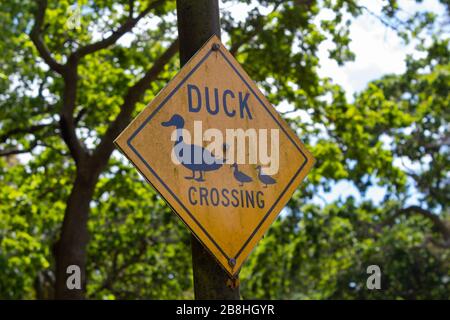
[176, 0, 240, 300]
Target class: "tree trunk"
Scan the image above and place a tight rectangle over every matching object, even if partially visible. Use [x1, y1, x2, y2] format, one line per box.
[191, 237, 240, 299]
[176, 0, 240, 300]
[54, 168, 99, 299]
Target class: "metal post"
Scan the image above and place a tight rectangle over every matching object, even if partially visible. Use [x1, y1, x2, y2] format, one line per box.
[176, 0, 240, 300]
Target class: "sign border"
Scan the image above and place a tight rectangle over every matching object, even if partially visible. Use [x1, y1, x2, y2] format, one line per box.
[124, 40, 310, 274]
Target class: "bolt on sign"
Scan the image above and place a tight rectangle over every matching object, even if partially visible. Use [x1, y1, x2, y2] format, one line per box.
[114, 35, 315, 276]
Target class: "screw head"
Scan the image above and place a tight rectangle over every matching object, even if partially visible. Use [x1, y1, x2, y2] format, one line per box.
[228, 258, 236, 267]
[212, 43, 220, 51]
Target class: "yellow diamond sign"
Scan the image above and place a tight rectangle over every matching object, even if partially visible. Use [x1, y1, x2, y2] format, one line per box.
[114, 35, 315, 276]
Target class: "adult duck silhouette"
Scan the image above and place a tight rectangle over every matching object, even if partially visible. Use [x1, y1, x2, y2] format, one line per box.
[231, 163, 253, 186]
[161, 114, 224, 182]
[256, 165, 277, 187]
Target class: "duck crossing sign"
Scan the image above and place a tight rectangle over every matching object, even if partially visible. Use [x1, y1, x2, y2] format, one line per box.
[115, 35, 315, 276]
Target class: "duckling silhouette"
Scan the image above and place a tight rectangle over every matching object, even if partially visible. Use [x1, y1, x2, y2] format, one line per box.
[231, 163, 253, 186]
[161, 114, 225, 182]
[256, 165, 276, 187]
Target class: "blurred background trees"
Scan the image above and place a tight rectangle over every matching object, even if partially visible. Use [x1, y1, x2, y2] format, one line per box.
[0, 0, 448, 299]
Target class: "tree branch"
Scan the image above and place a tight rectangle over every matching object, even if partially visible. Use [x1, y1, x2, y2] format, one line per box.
[92, 38, 179, 166]
[74, 0, 166, 58]
[30, 0, 65, 74]
[30, 0, 169, 167]
[229, 11, 267, 57]
[93, 236, 153, 295]
[58, 56, 88, 165]
[353, 4, 411, 34]
[378, 205, 450, 245]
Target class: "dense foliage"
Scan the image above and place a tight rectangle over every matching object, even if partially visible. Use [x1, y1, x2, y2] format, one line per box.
[0, 0, 448, 299]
